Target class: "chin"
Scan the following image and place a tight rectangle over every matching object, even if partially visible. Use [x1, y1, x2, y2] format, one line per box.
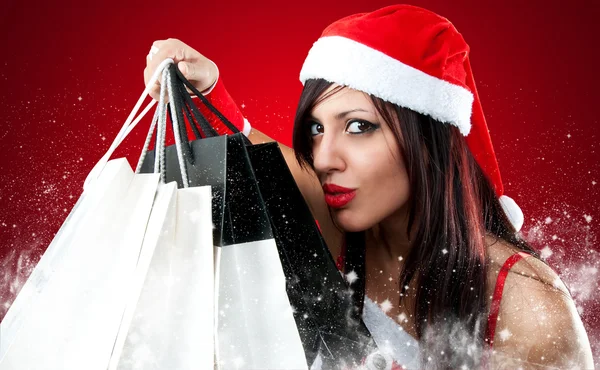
[333, 209, 373, 233]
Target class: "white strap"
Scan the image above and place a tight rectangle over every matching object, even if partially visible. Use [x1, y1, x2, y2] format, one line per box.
[165, 68, 190, 187]
[83, 58, 174, 192]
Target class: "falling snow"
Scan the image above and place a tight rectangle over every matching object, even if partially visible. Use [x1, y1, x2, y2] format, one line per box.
[540, 245, 553, 259]
[379, 299, 393, 313]
[398, 312, 408, 323]
[345, 270, 358, 284]
[498, 328, 512, 341]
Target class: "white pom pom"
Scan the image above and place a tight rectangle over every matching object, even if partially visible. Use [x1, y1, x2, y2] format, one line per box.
[499, 195, 524, 232]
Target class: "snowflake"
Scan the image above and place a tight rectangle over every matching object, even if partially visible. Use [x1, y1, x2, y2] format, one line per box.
[499, 328, 512, 341]
[544, 217, 552, 224]
[398, 256, 404, 261]
[540, 246, 553, 259]
[441, 248, 448, 254]
[398, 312, 408, 323]
[583, 214, 592, 223]
[380, 299, 393, 313]
[567, 133, 571, 138]
[346, 270, 358, 284]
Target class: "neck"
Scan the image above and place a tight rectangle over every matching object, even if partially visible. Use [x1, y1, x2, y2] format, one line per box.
[367, 207, 413, 261]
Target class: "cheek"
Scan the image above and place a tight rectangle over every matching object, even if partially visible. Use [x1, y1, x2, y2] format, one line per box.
[357, 141, 407, 187]
[345, 145, 410, 227]
[366, 154, 410, 210]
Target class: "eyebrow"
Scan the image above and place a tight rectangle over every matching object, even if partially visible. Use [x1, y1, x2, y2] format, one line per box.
[309, 108, 371, 121]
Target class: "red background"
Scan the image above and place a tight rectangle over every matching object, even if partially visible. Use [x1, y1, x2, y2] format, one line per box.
[1, 0, 599, 364]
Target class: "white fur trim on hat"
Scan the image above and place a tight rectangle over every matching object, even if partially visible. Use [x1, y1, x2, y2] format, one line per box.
[300, 36, 474, 135]
[499, 195, 524, 232]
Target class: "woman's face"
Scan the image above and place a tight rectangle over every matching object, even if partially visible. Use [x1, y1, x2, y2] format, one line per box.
[309, 85, 411, 232]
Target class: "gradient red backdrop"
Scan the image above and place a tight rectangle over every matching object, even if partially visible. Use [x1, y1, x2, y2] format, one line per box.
[1, 0, 599, 364]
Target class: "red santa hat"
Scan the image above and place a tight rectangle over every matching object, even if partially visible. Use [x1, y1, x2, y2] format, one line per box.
[299, 4, 524, 232]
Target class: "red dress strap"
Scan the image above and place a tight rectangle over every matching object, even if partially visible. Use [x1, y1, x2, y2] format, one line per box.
[336, 239, 347, 272]
[485, 251, 531, 346]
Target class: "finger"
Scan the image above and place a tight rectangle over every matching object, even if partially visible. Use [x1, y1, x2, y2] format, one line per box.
[145, 40, 174, 100]
[178, 60, 215, 92]
[144, 65, 162, 101]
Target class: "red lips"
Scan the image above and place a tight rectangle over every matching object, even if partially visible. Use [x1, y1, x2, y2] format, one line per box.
[322, 183, 356, 208]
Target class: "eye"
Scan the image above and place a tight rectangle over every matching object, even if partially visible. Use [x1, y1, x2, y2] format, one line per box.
[309, 122, 324, 136]
[346, 119, 378, 134]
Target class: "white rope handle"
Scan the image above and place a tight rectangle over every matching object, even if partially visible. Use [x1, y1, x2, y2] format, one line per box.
[134, 63, 190, 186]
[166, 67, 190, 187]
[134, 65, 169, 180]
[83, 58, 174, 192]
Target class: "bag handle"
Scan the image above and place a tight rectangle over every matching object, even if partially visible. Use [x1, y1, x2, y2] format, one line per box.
[173, 66, 250, 144]
[135, 63, 193, 186]
[83, 58, 175, 192]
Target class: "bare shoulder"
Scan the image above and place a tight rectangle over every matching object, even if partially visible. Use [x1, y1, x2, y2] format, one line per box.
[486, 236, 568, 296]
[485, 236, 594, 369]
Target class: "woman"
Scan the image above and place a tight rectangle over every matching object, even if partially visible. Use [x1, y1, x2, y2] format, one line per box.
[144, 5, 593, 369]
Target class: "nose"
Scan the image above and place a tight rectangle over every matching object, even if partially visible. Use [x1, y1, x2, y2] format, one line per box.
[312, 132, 346, 177]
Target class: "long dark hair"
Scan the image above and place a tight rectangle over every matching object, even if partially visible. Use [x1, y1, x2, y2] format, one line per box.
[293, 79, 540, 367]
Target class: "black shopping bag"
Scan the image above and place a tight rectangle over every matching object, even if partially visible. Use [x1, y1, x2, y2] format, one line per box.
[247, 143, 378, 368]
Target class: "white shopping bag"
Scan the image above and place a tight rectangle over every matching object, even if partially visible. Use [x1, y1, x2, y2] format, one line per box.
[216, 238, 308, 370]
[108, 61, 215, 369]
[0, 158, 160, 370]
[109, 182, 214, 370]
[210, 136, 307, 370]
[0, 154, 137, 360]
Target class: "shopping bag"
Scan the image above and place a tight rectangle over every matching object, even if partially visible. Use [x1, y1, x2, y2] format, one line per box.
[109, 182, 214, 370]
[247, 143, 378, 369]
[0, 158, 161, 370]
[214, 133, 307, 370]
[0, 153, 138, 360]
[108, 62, 215, 369]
